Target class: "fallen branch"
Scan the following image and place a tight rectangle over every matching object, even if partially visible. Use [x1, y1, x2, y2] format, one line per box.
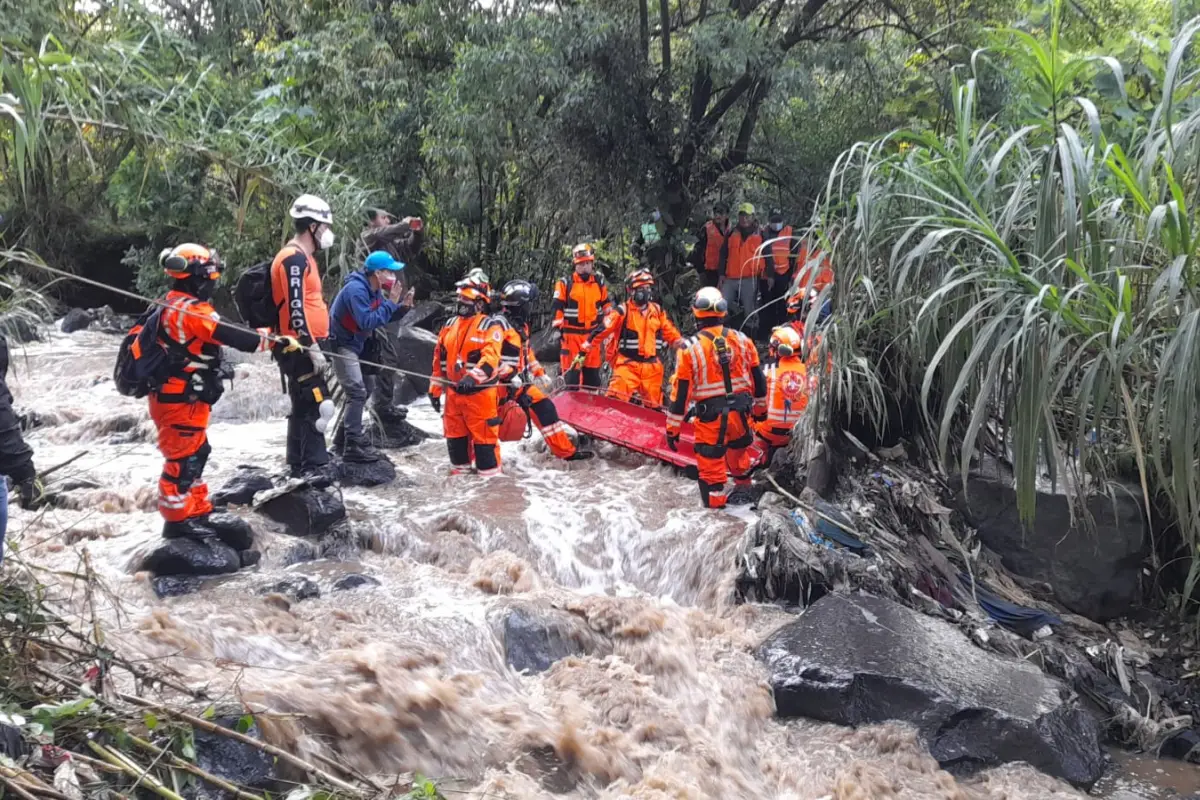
[127, 734, 266, 800]
[85, 742, 184, 800]
[764, 472, 868, 540]
[114, 694, 364, 797]
[0, 773, 42, 800]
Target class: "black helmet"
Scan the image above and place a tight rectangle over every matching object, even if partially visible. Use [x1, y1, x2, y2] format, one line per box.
[500, 280, 539, 322]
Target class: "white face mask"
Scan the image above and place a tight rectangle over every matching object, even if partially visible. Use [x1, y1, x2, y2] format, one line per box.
[317, 228, 335, 250]
[771, 222, 783, 232]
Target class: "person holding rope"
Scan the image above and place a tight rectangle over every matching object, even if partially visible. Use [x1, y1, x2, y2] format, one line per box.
[429, 273, 506, 476]
[270, 195, 338, 480]
[145, 244, 269, 539]
[328, 250, 414, 463]
[495, 280, 593, 462]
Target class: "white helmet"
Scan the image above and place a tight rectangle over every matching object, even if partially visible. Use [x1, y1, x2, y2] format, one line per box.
[289, 194, 333, 225]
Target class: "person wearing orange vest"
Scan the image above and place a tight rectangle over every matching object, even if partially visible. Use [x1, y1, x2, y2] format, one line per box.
[270, 194, 337, 479]
[687, 202, 731, 288]
[761, 209, 800, 332]
[666, 287, 767, 509]
[721, 203, 765, 335]
[429, 276, 506, 476]
[552, 243, 610, 388]
[793, 238, 835, 296]
[586, 269, 684, 409]
[783, 289, 834, 378]
[150, 245, 269, 539]
[753, 327, 811, 460]
[495, 280, 594, 462]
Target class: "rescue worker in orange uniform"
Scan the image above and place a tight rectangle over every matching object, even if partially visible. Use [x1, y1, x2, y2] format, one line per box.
[495, 280, 594, 462]
[721, 203, 765, 334]
[761, 209, 800, 332]
[151, 244, 269, 538]
[687, 202, 732, 289]
[585, 269, 684, 409]
[666, 287, 767, 509]
[429, 276, 506, 476]
[753, 327, 811, 460]
[270, 194, 337, 479]
[552, 243, 610, 388]
[783, 288, 834, 377]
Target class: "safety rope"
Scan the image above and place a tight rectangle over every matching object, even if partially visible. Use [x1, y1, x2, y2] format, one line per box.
[13, 256, 457, 387]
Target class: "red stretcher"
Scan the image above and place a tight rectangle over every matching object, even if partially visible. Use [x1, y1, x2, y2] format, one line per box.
[550, 389, 767, 471]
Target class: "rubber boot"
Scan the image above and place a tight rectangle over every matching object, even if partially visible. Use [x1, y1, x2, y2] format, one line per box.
[162, 516, 218, 541]
[343, 436, 381, 464]
[565, 449, 595, 461]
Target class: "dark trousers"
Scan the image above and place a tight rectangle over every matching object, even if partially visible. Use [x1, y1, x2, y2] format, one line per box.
[761, 273, 791, 334]
[276, 348, 331, 471]
[370, 321, 403, 411]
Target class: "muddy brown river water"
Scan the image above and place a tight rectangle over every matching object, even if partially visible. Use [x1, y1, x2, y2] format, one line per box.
[6, 328, 1200, 798]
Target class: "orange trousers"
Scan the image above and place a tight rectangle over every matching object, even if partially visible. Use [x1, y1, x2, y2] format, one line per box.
[560, 331, 604, 388]
[518, 384, 576, 459]
[148, 397, 213, 522]
[693, 410, 754, 509]
[444, 388, 501, 476]
[607, 358, 665, 408]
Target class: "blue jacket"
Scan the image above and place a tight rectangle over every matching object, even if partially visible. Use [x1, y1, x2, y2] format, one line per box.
[329, 271, 407, 354]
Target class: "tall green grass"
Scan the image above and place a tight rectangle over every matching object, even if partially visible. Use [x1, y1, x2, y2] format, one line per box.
[817, 7, 1200, 604]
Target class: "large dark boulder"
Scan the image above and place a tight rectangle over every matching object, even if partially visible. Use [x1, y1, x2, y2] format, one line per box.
[529, 326, 561, 367]
[759, 593, 1105, 788]
[259, 576, 320, 602]
[194, 716, 279, 797]
[60, 308, 91, 333]
[365, 412, 430, 449]
[332, 573, 380, 592]
[398, 300, 448, 332]
[257, 485, 346, 537]
[392, 326, 437, 397]
[141, 538, 242, 577]
[336, 455, 397, 487]
[213, 468, 275, 507]
[152, 575, 203, 598]
[9, 317, 40, 344]
[957, 468, 1145, 621]
[206, 512, 257, 551]
[502, 606, 592, 675]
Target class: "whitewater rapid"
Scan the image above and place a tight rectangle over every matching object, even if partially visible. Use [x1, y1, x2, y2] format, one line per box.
[1, 327, 1176, 798]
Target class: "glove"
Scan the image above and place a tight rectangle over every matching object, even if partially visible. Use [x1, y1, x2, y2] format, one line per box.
[429, 394, 442, 413]
[17, 476, 44, 510]
[456, 375, 478, 392]
[509, 375, 524, 389]
[517, 391, 535, 410]
[308, 345, 327, 370]
[665, 432, 679, 452]
[277, 336, 303, 354]
[579, 340, 592, 354]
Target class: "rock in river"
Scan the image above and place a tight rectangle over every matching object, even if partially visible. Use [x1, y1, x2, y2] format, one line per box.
[141, 538, 242, 577]
[957, 466, 1146, 621]
[337, 454, 397, 487]
[502, 605, 596, 674]
[758, 592, 1105, 788]
[60, 308, 91, 333]
[213, 467, 275, 507]
[257, 484, 346, 538]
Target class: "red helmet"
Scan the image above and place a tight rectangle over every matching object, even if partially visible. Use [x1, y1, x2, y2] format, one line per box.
[162, 243, 220, 281]
[625, 269, 654, 290]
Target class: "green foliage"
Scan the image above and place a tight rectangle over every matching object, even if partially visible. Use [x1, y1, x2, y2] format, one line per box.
[818, 1, 1200, 605]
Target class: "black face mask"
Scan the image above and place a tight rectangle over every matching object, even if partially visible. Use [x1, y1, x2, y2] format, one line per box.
[456, 301, 475, 317]
[631, 288, 651, 305]
[504, 304, 528, 324]
[177, 277, 216, 301]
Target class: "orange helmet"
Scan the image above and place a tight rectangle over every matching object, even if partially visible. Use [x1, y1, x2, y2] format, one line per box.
[625, 269, 654, 290]
[770, 326, 803, 358]
[455, 268, 491, 302]
[572, 243, 596, 264]
[692, 287, 727, 320]
[786, 290, 806, 315]
[162, 243, 220, 281]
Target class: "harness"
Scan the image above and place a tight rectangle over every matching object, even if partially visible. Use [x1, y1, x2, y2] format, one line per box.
[156, 297, 228, 405]
[691, 328, 753, 457]
[560, 272, 607, 333]
[616, 304, 659, 363]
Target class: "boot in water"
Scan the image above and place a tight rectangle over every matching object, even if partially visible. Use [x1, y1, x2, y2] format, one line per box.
[565, 449, 595, 462]
[162, 516, 219, 541]
[343, 438, 381, 464]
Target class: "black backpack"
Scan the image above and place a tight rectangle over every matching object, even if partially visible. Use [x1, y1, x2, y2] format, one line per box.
[114, 307, 188, 398]
[234, 260, 279, 328]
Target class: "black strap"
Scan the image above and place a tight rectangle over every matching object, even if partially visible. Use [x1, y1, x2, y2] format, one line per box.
[698, 327, 744, 450]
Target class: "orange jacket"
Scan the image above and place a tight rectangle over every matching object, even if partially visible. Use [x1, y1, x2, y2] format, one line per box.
[430, 313, 505, 398]
[271, 244, 329, 343]
[758, 357, 809, 440]
[667, 325, 765, 433]
[496, 319, 546, 382]
[725, 226, 764, 279]
[590, 302, 682, 363]
[794, 244, 834, 293]
[552, 272, 610, 334]
[154, 290, 265, 399]
[699, 220, 731, 273]
[768, 226, 797, 275]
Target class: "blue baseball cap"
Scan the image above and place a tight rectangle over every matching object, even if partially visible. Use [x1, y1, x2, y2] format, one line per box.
[364, 251, 405, 273]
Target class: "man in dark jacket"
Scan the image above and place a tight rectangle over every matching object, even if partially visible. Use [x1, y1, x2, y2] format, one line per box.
[360, 210, 426, 416]
[0, 336, 39, 564]
[329, 251, 414, 462]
